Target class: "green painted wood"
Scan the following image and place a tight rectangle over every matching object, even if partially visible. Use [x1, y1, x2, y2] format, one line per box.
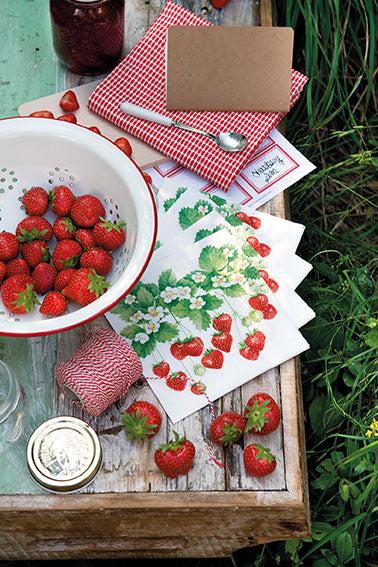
[0, 0, 65, 119]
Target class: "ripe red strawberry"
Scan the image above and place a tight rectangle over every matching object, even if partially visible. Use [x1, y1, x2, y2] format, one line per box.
[21, 240, 50, 269]
[267, 278, 279, 293]
[153, 361, 170, 378]
[53, 217, 76, 240]
[211, 0, 231, 9]
[75, 228, 96, 250]
[201, 349, 224, 369]
[16, 216, 53, 242]
[258, 269, 269, 282]
[142, 172, 152, 185]
[22, 187, 49, 216]
[54, 268, 76, 292]
[246, 236, 260, 252]
[190, 381, 206, 395]
[235, 211, 249, 224]
[1, 275, 39, 314]
[263, 304, 277, 319]
[52, 240, 83, 271]
[6, 258, 30, 278]
[170, 342, 186, 360]
[248, 294, 269, 311]
[239, 346, 260, 361]
[247, 216, 261, 229]
[182, 336, 204, 357]
[49, 185, 76, 217]
[166, 371, 187, 391]
[0, 262, 6, 284]
[244, 393, 281, 435]
[210, 411, 247, 447]
[70, 195, 105, 228]
[114, 137, 132, 157]
[32, 262, 57, 294]
[80, 248, 113, 276]
[93, 218, 126, 251]
[121, 401, 162, 442]
[245, 331, 266, 351]
[88, 126, 102, 135]
[212, 313, 232, 333]
[39, 291, 67, 316]
[211, 331, 233, 353]
[59, 90, 79, 112]
[57, 113, 77, 123]
[29, 110, 54, 118]
[154, 431, 195, 478]
[259, 243, 271, 257]
[0, 232, 20, 262]
[243, 443, 277, 477]
[62, 267, 109, 306]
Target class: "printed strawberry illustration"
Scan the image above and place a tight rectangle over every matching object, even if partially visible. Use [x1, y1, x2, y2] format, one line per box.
[211, 330, 233, 353]
[239, 344, 260, 361]
[201, 349, 224, 369]
[170, 341, 187, 360]
[93, 217, 126, 251]
[49, 185, 76, 217]
[21, 240, 50, 269]
[248, 294, 269, 311]
[0, 262, 6, 284]
[0, 232, 20, 262]
[245, 331, 266, 351]
[53, 217, 76, 240]
[182, 336, 204, 357]
[153, 361, 170, 378]
[32, 262, 57, 294]
[54, 268, 76, 292]
[114, 137, 132, 157]
[22, 186, 49, 216]
[154, 431, 195, 478]
[70, 195, 106, 228]
[75, 228, 96, 250]
[243, 443, 277, 477]
[190, 381, 206, 395]
[210, 411, 247, 447]
[247, 216, 261, 229]
[59, 89, 79, 112]
[246, 236, 260, 253]
[80, 248, 113, 276]
[258, 243, 271, 257]
[166, 371, 187, 391]
[267, 278, 279, 293]
[121, 401, 162, 442]
[39, 291, 67, 316]
[5, 258, 30, 278]
[1, 275, 39, 314]
[52, 240, 83, 271]
[258, 269, 269, 282]
[212, 313, 232, 333]
[16, 216, 53, 243]
[62, 267, 109, 306]
[235, 211, 249, 224]
[263, 304, 277, 319]
[244, 393, 281, 435]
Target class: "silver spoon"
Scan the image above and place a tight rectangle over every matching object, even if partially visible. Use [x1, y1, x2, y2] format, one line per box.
[120, 102, 248, 153]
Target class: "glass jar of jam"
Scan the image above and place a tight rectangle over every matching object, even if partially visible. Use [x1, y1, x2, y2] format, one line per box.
[50, 0, 125, 75]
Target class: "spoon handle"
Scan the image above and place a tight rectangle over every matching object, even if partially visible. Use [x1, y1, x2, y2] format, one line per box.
[120, 102, 172, 127]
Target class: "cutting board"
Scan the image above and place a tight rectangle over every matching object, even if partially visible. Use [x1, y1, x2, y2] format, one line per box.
[18, 81, 168, 170]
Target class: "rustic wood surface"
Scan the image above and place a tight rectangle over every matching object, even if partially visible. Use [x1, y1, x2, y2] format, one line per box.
[0, 0, 311, 558]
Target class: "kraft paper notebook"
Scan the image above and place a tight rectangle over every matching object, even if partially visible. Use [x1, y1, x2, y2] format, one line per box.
[166, 26, 294, 112]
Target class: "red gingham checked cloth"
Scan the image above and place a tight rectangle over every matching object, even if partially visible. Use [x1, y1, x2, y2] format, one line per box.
[88, 1, 308, 192]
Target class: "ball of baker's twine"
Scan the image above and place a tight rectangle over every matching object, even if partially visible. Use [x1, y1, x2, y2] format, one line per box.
[54, 328, 143, 416]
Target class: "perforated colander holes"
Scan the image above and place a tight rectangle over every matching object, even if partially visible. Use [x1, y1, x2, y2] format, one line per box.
[103, 197, 121, 224]
[113, 248, 131, 276]
[0, 167, 18, 200]
[48, 167, 76, 190]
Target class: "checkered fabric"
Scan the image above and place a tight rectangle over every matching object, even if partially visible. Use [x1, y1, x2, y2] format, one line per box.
[88, 2, 308, 192]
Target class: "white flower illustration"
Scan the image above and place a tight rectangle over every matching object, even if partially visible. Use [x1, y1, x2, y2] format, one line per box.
[192, 272, 206, 283]
[160, 286, 176, 303]
[233, 258, 249, 270]
[210, 288, 223, 299]
[134, 332, 149, 344]
[197, 204, 209, 214]
[176, 286, 191, 300]
[195, 287, 207, 297]
[189, 296, 206, 310]
[124, 294, 136, 305]
[211, 275, 228, 288]
[131, 310, 144, 323]
[144, 321, 161, 334]
[229, 273, 246, 286]
[145, 305, 164, 321]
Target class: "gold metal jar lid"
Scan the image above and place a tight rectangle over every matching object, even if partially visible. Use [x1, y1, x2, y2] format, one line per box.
[26, 416, 102, 494]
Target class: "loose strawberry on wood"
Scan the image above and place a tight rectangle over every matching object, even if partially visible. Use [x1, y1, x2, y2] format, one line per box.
[22, 187, 49, 216]
[244, 392, 281, 435]
[39, 291, 67, 316]
[0, 232, 20, 262]
[93, 217, 126, 251]
[1, 275, 39, 314]
[16, 216, 53, 243]
[210, 412, 246, 447]
[243, 443, 277, 477]
[70, 195, 105, 228]
[62, 267, 109, 306]
[121, 401, 162, 442]
[154, 431, 195, 479]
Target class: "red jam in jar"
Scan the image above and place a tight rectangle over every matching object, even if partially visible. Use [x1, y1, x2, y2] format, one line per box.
[50, 0, 125, 75]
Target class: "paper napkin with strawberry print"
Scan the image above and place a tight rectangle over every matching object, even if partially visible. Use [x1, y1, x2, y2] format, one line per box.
[106, 228, 309, 423]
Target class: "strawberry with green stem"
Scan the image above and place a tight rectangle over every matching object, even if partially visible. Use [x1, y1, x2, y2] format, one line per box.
[166, 371, 187, 391]
[53, 217, 76, 240]
[211, 330, 233, 353]
[190, 381, 206, 395]
[93, 217, 126, 251]
[239, 341, 260, 361]
[201, 348, 224, 369]
[244, 392, 281, 435]
[52, 240, 83, 271]
[210, 412, 246, 447]
[16, 216, 53, 243]
[154, 431, 195, 478]
[245, 330, 266, 351]
[121, 401, 162, 442]
[153, 361, 170, 378]
[62, 267, 109, 306]
[243, 443, 277, 477]
[1, 275, 39, 314]
[49, 185, 76, 217]
[182, 336, 204, 357]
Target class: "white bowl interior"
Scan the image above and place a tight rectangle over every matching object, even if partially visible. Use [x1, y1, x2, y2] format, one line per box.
[0, 118, 157, 336]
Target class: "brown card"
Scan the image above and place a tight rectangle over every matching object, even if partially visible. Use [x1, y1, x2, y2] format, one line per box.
[166, 26, 294, 113]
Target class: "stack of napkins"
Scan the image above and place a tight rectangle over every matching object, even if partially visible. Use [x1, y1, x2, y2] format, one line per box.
[106, 174, 315, 423]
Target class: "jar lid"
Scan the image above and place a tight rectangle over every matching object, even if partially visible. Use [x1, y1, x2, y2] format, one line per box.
[26, 416, 102, 493]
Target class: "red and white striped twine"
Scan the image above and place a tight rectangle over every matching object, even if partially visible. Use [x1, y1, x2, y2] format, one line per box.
[54, 328, 224, 467]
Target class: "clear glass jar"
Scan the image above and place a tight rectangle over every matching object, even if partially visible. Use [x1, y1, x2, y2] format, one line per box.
[50, 0, 125, 75]
[0, 360, 27, 454]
